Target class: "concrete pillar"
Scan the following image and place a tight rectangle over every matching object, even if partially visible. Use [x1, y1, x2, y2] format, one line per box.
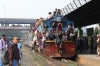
[78, 27, 81, 37]
[1, 24, 5, 26]
[5, 24, 9, 27]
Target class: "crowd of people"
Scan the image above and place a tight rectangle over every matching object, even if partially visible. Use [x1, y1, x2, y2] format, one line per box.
[76, 35, 100, 56]
[32, 11, 76, 53]
[46, 8, 62, 20]
[32, 8, 100, 57]
[34, 8, 62, 29]
[32, 24, 76, 53]
[0, 34, 22, 66]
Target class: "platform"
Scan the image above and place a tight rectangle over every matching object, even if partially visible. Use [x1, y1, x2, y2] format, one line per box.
[77, 54, 100, 66]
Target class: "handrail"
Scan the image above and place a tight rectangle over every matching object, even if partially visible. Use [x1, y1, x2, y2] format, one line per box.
[0, 26, 30, 29]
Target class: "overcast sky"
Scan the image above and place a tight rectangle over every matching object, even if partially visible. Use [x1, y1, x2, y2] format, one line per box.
[0, 0, 73, 19]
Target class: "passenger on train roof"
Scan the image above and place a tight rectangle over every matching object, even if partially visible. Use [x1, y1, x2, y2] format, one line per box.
[57, 9, 61, 17]
[53, 8, 57, 16]
[46, 12, 53, 20]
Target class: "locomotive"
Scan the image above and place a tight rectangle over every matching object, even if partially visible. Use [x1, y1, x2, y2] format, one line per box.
[34, 16, 76, 58]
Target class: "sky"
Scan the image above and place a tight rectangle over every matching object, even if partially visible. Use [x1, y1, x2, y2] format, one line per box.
[0, 0, 98, 29]
[0, 0, 73, 19]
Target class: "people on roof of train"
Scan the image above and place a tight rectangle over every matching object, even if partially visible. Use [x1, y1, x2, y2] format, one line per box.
[46, 8, 62, 20]
[53, 8, 61, 17]
[46, 12, 53, 20]
[32, 8, 76, 53]
[56, 9, 62, 17]
[53, 8, 57, 16]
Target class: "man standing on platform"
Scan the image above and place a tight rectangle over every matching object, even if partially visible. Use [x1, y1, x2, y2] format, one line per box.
[8, 36, 20, 66]
[0, 34, 6, 66]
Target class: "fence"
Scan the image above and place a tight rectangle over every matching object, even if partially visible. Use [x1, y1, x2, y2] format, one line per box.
[23, 32, 33, 47]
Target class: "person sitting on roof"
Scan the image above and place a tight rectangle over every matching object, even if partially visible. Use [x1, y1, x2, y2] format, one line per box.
[53, 8, 58, 16]
[56, 9, 62, 17]
[46, 12, 53, 20]
[55, 9, 62, 22]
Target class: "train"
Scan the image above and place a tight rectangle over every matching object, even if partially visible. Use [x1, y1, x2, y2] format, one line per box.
[32, 16, 76, 58]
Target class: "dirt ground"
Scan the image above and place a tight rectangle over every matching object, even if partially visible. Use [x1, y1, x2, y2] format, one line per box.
[20, 45, 52, 66]
[4, 45, 83, 66]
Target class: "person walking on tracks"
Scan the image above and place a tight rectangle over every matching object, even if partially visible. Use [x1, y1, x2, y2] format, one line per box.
[0, 34, 6, 66]
[8, 36, 20, 66]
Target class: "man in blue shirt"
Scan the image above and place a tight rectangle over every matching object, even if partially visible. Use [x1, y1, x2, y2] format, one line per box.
[17, 41, 22, 66]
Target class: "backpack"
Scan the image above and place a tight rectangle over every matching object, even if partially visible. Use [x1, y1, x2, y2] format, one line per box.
[1, 44, 14, 65]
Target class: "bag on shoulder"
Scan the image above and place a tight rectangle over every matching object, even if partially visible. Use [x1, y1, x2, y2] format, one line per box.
[1, 44, 14, 65]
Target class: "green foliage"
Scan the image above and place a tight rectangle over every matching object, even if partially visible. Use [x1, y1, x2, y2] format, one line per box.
[94, 27, 99, 36]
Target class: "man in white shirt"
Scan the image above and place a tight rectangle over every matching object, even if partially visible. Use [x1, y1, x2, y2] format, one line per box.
[0, 34, 6, 66]
[46, 12, 53, 20]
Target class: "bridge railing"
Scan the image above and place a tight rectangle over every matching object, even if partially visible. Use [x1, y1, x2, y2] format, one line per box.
[61, 0, 91, 16]
[0, 26, 30, 29]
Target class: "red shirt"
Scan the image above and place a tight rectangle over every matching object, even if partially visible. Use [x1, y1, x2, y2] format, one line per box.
[58, 23, 62, 30]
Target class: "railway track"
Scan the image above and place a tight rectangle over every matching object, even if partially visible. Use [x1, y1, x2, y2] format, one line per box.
[27, 45, 83, 66]
[35, 52, 67, 66]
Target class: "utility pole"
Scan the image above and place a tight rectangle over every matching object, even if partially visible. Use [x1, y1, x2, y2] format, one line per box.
[4, 5, 6, 26]
[4, 5, 8, 38]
